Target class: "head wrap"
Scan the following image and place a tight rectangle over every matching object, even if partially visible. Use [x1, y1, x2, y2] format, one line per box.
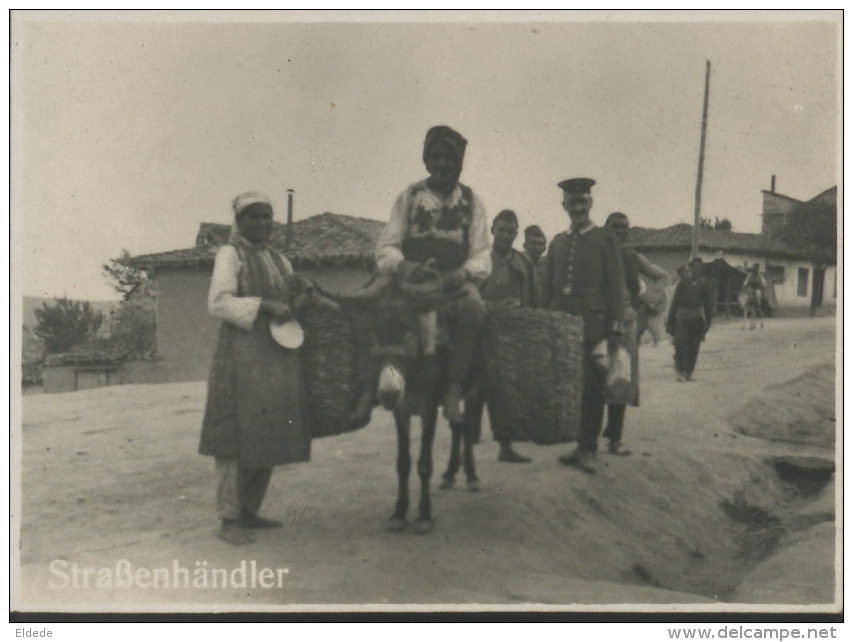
[422, 125, 468, 164]
[230, 191, 273, 243]
[232, 191, 272, 217]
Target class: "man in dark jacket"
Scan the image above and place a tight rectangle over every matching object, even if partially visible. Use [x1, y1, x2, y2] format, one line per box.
[666, 256, 714, 382]
[522, 225, 548, 308]
[465, 209, 535, 463]
[542, 178, 625, 473]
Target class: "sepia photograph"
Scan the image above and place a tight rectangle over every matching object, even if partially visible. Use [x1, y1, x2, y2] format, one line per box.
[10, 10, 842, 618]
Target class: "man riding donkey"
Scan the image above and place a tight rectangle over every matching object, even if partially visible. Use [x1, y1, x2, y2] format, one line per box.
[740, 262, 767, 330]
[347, 125, 491, 427]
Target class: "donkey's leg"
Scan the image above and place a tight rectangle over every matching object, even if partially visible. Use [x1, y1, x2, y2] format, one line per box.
[414, 402, 438, 534]
[440, 421, 462, 489]
[388, 409, 411, 532]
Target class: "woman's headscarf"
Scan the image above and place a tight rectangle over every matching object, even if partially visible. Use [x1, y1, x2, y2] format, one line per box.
[229, 191, 273, 244]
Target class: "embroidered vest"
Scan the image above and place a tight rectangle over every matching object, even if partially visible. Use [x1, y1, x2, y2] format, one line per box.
[231, 240, 290, 301]
[401, 183, 474, 272]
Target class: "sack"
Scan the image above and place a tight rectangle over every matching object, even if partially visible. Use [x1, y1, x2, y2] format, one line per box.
[606, 346, 634, 405]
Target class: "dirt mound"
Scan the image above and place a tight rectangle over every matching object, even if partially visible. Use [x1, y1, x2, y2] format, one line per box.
[729, 362, 835, 447]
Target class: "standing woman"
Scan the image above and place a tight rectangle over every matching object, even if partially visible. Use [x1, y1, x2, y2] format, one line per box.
[199, 192, 311, 545]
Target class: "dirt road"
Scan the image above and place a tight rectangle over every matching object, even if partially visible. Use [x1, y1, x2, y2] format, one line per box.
[14, 316, 838, 611]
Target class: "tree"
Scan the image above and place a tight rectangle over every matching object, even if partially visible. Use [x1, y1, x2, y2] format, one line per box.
[34, 297, 105, 354]
[714, 217, 733, 231]
[111, 284, 156, 354]
[699, 217, 733, 231]
[102, 249, 149, 298]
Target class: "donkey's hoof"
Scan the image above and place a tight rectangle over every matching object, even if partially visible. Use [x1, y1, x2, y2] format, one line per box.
[413, 519, 433, 535]
[466, 478, 481, 492]
[387, 516, 407, 532]
[439, 475, 455, 490]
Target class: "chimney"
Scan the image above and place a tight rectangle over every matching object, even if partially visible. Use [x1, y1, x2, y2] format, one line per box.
[770, 175, 776, 193]
[286, 189, 294, 251]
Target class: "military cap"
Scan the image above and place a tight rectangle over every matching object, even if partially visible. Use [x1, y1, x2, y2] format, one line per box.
[558, 178, 596, 194]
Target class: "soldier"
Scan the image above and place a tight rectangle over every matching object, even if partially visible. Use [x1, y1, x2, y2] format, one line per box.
[542, 178, 625, 474]
[666, 256, 714, 382]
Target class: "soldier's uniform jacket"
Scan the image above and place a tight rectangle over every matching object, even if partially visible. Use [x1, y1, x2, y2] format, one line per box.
[542, 222, 625, 345]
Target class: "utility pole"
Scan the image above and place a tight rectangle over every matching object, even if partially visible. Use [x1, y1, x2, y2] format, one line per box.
[692, 60, 711, 259]
[286, 188, 294, 251]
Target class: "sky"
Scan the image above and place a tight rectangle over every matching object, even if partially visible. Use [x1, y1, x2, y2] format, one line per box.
[13, 11, 840, 301]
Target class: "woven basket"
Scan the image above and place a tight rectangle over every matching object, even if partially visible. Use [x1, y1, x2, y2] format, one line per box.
[299, 306, 361, 439]
[482, 308, 584, 444]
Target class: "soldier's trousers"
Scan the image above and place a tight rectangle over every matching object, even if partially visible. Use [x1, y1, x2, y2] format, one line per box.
[577, 339, 608, 454]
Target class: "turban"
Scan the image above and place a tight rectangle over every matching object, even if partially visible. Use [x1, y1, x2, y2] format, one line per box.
[422, 125, 468, 163]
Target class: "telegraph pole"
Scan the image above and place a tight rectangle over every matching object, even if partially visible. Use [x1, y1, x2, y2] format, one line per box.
[692, 60, 711, 259]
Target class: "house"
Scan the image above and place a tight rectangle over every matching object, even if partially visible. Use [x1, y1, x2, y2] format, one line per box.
[41, 333, 157, 393]
[117, 212, 385, 384]
[627, 208, 837, 313]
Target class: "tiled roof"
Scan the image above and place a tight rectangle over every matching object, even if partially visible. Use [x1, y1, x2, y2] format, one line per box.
[127, 212, 386, 271]
[625, 224, 818, 260]
[45, 334, 156, 367]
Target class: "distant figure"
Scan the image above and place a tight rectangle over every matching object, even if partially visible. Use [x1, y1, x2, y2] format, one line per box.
[666, 257, 714, 382]
[467, 209, 535, 464]
[199, 192, 312, 546]
[522, 224, 548, 308]
[603, 212, 669, 456]
[740, 263, 766, 330]
[542, 178, 625, 474]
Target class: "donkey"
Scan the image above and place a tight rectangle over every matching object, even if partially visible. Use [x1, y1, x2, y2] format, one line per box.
[373, 306, 480, 534]
[739, 285, 764, 330]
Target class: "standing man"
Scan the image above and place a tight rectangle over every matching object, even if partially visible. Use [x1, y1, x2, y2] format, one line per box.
[375, 125, 491, 422]
[666, 256, 714, 382]
[542, 178, 625, 474]
[467, 209, 534, 463]
[602, 212, 669, 456]
[522, 225, 548, 308]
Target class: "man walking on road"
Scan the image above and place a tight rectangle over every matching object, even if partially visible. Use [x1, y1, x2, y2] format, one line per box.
[666, 256, 714, 382]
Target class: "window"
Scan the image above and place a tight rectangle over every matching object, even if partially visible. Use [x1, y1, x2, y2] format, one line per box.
[797, 268, 809, 297]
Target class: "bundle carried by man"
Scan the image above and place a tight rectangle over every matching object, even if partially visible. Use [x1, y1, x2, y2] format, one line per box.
[482, 307, 584, 444]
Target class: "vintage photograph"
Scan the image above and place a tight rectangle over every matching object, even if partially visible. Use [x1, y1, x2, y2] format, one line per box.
[11, 10, 841, 615]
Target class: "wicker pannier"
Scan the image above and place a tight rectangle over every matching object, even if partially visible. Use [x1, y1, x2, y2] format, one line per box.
[299, 306, 361, 438]
[482, 308, 584, 444]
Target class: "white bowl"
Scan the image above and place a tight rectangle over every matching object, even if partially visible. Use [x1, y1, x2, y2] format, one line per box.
[270, 319, 305, 349]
